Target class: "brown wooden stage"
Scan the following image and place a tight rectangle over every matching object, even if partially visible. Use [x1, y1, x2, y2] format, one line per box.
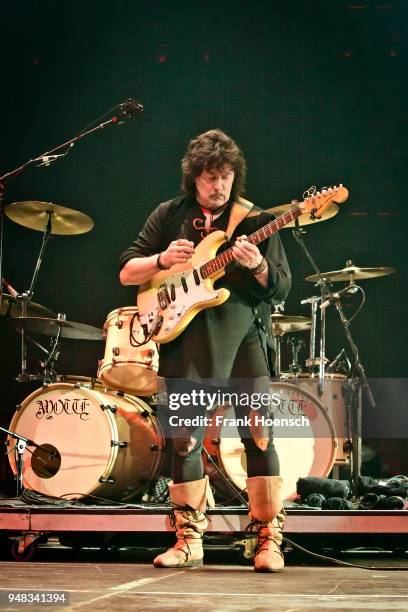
[1, 498, 407, 561]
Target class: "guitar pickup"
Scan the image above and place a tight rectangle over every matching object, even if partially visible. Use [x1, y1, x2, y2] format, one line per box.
[181, 276, 188, 293]
[158, 284, 170, 309]
[193, 269, 200, 285]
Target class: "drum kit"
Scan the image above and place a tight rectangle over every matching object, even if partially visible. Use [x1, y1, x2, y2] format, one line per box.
[1, 197, 397, 503]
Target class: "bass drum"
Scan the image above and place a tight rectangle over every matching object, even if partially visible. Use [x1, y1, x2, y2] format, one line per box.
[98, 307, 159, 396]
[204, 381, 337, 502]
[279, 372, 350, 464]
[7, 383, 164, 501]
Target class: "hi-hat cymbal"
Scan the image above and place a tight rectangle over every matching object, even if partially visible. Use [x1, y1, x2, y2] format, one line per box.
[0, 294, 56, 319]
[9, 317, 103, 340]
[5, 201, 94, 235]
[305, 265, 397, 282]
[271, 313, 311, 336]
[266, 202, 339, 227]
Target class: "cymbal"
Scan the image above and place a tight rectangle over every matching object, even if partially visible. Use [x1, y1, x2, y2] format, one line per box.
[271, 313, 311, 336]
[0, 294, 56, 319]
[9, 317, 103, 340]
[305, 265, 397, 282]
[266, 202, 339, 227]
[5, 201, 94, 235]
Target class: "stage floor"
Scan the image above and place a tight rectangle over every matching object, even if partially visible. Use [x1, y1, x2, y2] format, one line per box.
[0, 499, 407, 609]
[0, 550, 407, 611]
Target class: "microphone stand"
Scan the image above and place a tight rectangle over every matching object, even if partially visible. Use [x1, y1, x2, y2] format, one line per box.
[291, 222, 368, 494]
[0, 424, 54, 496]
[332, 296, 376, 496]
[0, 99, 143, 380]
[0, 98, 143, 316]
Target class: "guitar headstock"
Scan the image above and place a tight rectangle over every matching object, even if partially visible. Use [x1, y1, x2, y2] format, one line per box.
[301, 185, 349, 220]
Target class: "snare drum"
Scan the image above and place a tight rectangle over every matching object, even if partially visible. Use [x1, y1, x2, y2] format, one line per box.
[204, 381, 337, 501]
[7, 383, 164, 501]
[98, 307, 159, 396]
[279, 372, 350, 464]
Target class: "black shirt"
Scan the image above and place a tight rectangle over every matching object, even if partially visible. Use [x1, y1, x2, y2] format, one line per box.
[119, 195, 291, 379]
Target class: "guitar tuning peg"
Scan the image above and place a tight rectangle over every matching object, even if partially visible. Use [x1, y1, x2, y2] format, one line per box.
[339, 183, 343, 187]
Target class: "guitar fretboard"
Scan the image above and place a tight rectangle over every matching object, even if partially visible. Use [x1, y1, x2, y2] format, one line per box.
[200, 203, 302, 279]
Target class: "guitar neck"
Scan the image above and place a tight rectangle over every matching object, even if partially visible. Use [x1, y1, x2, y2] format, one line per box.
[200, 203, 302, 279]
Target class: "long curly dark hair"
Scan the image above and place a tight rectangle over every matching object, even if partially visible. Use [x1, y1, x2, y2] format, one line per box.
[181, 129, 246, 201]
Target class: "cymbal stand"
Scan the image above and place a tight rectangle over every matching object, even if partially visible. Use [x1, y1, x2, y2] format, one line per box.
[41, 324, 63, 384]
[287, 336, 304, 373]
[301, 295, 320, 368]
[17, 212, 52, 382]
[292, 223, 329, 395]
[274, 334, 283, 377]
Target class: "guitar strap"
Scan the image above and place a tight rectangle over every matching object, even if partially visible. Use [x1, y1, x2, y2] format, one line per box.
[225, 196, 254, 239]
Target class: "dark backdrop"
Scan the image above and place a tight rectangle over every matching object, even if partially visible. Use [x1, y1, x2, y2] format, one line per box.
[1, 0, 407, 490]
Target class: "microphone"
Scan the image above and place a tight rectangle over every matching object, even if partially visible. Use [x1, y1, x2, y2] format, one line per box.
[35, 143, 75, 167]
[320, 285, 357, 310]
[116, 99, 144, 124]
[36, 154, 66, 167]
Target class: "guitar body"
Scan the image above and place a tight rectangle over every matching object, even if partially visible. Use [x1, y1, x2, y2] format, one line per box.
[137, 184, 349, 344]
[137, 230, 230, 344]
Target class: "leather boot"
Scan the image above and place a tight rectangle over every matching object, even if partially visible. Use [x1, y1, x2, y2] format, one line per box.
[246, 475, 285, 572]
[153, 475, 213, 568]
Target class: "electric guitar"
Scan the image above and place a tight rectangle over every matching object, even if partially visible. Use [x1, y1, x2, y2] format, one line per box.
[137, 185, 349, 343]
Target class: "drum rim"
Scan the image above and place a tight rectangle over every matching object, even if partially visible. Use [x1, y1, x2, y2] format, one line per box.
[279, 372, 347, 381]
[105, 305, 139, 320]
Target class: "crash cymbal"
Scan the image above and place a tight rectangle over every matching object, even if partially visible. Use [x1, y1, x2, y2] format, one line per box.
[305, 265, 397, 282]
[271, 313, 311, 336]
[0, 294, 56, 319]
[5, 201, 94, 235]
[266, 202, 339, 227]
[9, 317, 103, 340]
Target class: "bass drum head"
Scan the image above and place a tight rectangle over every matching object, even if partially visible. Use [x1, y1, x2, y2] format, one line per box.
[7, 383, 163, 501]
[206, 382, 337, 501]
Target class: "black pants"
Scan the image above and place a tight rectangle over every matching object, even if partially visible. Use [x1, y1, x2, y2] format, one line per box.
[162, 323, 280, 483]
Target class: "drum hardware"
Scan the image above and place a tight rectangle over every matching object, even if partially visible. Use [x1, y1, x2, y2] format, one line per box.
[101, 404, 118, 412]
[305, 260, 396, 493]
[2, 200, 96, 381]
[286, 336, 304, 374]
[276, 196, 370, 492]
[326, 348, 351, 376]
[271, 310, 311, 377]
